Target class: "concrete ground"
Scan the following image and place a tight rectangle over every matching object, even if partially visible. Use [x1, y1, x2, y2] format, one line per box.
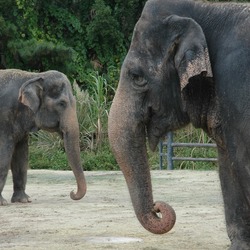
[0, 170, 230, 250]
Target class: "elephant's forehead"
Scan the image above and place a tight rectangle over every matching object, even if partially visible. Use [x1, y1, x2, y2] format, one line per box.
[46, 80, 64, 90]
[133, 19, 156, 38]
[130, 31, 157, 58]
[132, 17, 166, 50]
[124, 51, 163, 77]
[128, 36, 162, 66]
[44, 80, 69, 98]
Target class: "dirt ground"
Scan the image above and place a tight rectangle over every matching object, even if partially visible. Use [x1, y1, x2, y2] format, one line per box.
[0, 170, 230, 250]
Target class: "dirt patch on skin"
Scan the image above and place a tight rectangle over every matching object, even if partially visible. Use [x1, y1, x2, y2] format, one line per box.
[0, 170, 230, 250]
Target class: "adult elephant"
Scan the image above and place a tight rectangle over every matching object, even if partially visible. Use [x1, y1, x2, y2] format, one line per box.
[0, 69, 86, 205]
[108, 0, 250, 249]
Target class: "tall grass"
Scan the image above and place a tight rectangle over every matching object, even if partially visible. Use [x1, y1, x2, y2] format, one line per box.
[29, 132, 68, 170]
[86, 72, 115, 150]
[73, 80, 96, 150]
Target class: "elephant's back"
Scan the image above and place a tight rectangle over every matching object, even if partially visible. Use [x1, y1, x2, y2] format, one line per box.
[0, 69, 37, 88]
[0, 70, 37, 111]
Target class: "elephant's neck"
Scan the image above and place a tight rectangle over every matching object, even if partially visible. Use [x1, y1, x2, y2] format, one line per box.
[16, 103, 37, 133]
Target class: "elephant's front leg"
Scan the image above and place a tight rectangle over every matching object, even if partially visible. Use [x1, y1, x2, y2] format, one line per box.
[0, 137, 15, 205]
[218, 147, 250, 250]
[0, 167, 10, 205]
[11, 135, 31, 203]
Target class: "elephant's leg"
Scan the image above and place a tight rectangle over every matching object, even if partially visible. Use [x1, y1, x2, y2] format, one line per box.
[0, 167, 10, 206]
[11, 135, 31, 203]
[0, 137, 15, 205]
[218, 147, 250, 249]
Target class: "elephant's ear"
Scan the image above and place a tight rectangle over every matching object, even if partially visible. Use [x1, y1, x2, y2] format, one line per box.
[18, 77, 44, 113]
[165, 15, 213, 90]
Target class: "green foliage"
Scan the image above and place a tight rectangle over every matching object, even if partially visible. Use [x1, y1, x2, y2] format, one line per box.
[0, 0, 145, 85]
[86, 71, 114, 146]
[73, 81, 96, 150]
[74, 70, 115, 150]
[29, 131, 70, 170]
[110, 0, 147, 45]
[81, 141, 119, 171]
[86, 0, 126, 66]
[7, 39, 75, 73]
[29, 131, 118, 171]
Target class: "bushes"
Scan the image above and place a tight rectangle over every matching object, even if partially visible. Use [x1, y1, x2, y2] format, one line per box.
[29, 135, 118, 171]
[81, 143, 119, 171]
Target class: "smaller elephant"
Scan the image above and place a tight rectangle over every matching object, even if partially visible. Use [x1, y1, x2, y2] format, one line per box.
[0, 69, 86, 205]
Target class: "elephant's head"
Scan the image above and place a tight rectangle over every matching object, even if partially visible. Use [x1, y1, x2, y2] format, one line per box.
[108, 7, 212, 234]
[18, 70, 86, 200]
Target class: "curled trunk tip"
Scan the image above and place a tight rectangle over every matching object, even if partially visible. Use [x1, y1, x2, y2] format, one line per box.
[69, 173, 87, 200]
[141, 201, 176, 234]
[70, 187, 86, 200]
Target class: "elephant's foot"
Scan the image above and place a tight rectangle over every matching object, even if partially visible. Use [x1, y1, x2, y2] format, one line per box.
[0, 194, 8, 206]
[11, 191, 31, 203]
[229, 240, 250, 250]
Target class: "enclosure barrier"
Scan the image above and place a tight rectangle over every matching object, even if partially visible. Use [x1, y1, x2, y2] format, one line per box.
[159, 132, 217, 170]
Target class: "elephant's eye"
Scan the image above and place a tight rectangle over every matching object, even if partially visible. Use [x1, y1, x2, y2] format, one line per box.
[58, 100, 67, 108]
[131, 73, 146, 85]
[130, 73, 148, 90]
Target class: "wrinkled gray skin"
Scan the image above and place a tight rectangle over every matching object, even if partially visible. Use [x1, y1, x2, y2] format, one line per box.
[0, 69, 86, 205]
[108, 0, 250, 249]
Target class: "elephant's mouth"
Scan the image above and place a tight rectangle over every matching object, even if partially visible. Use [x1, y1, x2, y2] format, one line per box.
[146, 107, 190, 151]
[146, 116, 168, 152]
[41, 124, 60, 133]
[143, 107, 164, 151]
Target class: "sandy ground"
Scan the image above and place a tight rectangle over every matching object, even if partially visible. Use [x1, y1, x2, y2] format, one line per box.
[0, 170, 230, 250]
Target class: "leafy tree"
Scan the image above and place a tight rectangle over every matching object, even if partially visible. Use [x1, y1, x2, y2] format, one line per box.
[0, 0, 148, 83]
[0, 0, 249, 85]
[86, 0, 126, 68]
[7, 39, 74, 72]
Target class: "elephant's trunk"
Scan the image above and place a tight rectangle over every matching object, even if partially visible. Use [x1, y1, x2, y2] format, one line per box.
[61, 105, 86, 200]
[108, 87, 176, 234]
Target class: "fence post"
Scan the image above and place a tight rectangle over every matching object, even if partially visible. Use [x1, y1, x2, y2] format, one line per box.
[159, 140, 163, 170]
[167, 131, 174, 170]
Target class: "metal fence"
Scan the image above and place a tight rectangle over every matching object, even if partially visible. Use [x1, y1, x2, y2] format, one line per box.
[159, 131, 217, 170]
